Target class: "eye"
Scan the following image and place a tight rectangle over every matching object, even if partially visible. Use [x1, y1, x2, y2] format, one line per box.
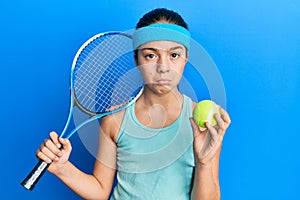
[145, 53, 156, 60]
[170, 53, 180, 59]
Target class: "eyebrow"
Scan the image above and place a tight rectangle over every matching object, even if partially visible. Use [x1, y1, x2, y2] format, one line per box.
[139, 46, 184, 52]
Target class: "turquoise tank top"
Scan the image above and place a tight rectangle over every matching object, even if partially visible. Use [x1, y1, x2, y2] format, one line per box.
[110, 95, 195, 200]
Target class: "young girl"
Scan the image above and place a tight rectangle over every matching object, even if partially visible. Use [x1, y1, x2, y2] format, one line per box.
[36, 8, 231, 200]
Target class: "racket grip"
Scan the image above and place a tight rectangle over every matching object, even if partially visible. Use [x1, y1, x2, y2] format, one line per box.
[21, 160, 50, 191]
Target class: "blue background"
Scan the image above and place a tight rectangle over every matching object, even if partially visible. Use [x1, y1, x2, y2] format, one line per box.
[1, 0, 299, 199]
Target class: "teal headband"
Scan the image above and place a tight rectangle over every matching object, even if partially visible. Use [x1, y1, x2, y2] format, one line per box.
[132, 23, 191, 51]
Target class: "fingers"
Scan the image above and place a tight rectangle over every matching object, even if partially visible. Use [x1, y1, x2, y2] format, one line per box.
[50, 131, 61, 149]
[207, 106, 231, 138]
[219, 107, 231, 128]
[36, 148, 54, 164]
[189, 118, 199, 137]
[192, 106, 230, 164]
[189, 118, 208, 137]
[206, 110, 226, 137]
[36, 131, 63, 164]
[214, 113, 226, 131]
[59, 137, 72, 152]
[205, 122, 220, 140]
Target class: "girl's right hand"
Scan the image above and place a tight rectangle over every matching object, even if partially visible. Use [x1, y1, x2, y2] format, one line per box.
[36, 131, 72, 174]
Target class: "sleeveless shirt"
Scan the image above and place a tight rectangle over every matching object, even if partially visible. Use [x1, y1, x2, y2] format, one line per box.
[110, 95, 195, 200]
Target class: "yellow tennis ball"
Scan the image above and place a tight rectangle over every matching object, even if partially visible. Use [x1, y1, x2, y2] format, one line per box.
[193, 100, 220, 128]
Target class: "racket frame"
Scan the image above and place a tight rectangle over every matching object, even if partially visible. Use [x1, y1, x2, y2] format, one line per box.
[21, 31, 143, 191]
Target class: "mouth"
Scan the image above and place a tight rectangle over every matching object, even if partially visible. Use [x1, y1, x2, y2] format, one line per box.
[156, 79, 171, 86]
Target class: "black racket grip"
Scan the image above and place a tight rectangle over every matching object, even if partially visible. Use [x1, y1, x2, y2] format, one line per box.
[21, 160, 50, 191]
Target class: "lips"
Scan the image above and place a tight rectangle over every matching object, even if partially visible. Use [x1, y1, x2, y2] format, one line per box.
[156, 79, 171, 85]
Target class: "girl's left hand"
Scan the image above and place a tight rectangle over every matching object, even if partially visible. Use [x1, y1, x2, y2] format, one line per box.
[190, 106, 231, 166]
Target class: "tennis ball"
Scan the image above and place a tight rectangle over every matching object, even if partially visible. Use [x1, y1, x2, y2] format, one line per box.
[193, 100, 220, 128]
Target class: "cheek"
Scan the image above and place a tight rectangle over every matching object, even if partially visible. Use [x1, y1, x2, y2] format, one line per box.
[178, 64, 185, 73]
[172, 62, 186, 76]
[138, 64, 155, 83]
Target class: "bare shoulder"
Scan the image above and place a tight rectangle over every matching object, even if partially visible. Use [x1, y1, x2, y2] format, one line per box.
[100, 109, 126, 143]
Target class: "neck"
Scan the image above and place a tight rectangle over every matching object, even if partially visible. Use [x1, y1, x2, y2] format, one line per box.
[139, 86, 184, 108]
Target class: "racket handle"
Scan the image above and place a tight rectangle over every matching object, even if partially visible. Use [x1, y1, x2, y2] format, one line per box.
[21, 160, 50, 191]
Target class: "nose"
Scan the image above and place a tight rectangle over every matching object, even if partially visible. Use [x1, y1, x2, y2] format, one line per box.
[157, 56, 170, 73]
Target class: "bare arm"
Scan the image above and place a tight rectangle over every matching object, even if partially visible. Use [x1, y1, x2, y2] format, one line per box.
[190, 107, 231, 200]
[51, 160, 115, 199]
[36, 114, 119, 199]
[191, 146, 221, 199]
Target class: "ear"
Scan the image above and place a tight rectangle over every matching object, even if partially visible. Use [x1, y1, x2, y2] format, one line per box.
[184, 52, 189, 64]
[134, 50, 139, 66]
[185, 48, 189, 61]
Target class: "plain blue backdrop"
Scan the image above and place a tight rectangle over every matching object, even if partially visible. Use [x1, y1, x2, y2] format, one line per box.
[0, 0, 299, 199]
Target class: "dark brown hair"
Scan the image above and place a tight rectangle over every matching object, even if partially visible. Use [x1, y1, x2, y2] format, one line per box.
[135, 8, 189, 30]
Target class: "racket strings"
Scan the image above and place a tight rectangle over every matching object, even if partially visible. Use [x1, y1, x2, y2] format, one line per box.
[73, 33, 143, 114]
[77, 46, 136, 108]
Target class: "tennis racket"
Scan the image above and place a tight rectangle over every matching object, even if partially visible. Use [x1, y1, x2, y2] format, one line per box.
[21, 31, 144, 191]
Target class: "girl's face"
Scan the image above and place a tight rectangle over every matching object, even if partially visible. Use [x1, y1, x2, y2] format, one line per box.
[135, 40, 188, 95]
